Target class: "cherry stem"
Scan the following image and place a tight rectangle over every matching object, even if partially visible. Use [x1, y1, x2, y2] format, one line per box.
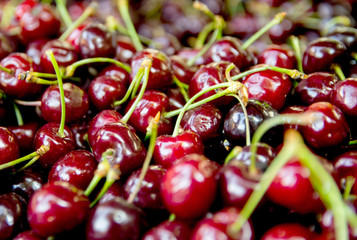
[127, 113, 159, 204]
[288, 35, 304, 73]
[0, 65, 13, 74]
[195, 22, 215, 49]
[0, 0, 18, 29]
[193, 1, 216, 21]
[0, 145, 49, 171]
[55, 0, 73, 27]
[59, 2, 98, 41]
[322, 15, 351, 36]
[173, 76, 190, 102]
[346, 205, 357, 230]
[121, 58, 152, 124]
[224, 146, 243, 165]
[168, 213, 176, 222]
[118, 0, 144, 51]
[332, 63, 346, 81]
[131, 69, 144, 100]
[242, 12, 286, 50]
[343, 176, 356, 201]
[351, 52, 357, 62]
[13, 99, 41, 107]
[19, 71, 80, 82]
[17, 155, 40, 172]
[66, 58, 131, 76]
[10, 100, 24, 126]
[47, 50, 66, 138]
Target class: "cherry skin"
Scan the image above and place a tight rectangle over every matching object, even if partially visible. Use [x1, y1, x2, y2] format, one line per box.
[86, 198, 147, 240]
[177, 47, 208, 66]
[330, 78, 357, 117]
[98, 181, 125, 205]
[258, 45, 296, 69]
[301, 101, 350, 149]
[160, 153, 219, 219]
[295, 72, 338, 106]
[97, 64, 131, 86]
[40, 82, 89, 123]
[48, 150, 98, 190]
[115, 37, 137, 64]
[165, 87, 186, 111]
[26, 38, 49, 65]
[27, 181, 90, 237]
[13, 230, 44, 240]
[170, 55, 197, 84]
[326, 25, 357, 50]
[65, 23, 88, 53]
[333, 150, 357, 195]
[142, 220, 192, 240]
[0, 52, 42, 99]
[243, 64, 292, 110]
[9, 121, 39, 153]
[268, 18, 296, 45]
[0, 126, 20, 165]
[261, 223, 313, 240]
[11, 170, 43, 202]
[153, 131, 204, 169]
[226, 13, 260, 41]
[191, 207, 254, 240]
[33, 122, 76, 168]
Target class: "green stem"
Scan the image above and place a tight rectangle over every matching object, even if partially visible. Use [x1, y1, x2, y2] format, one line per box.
[322, 15, 351, 36]
[173, 76, 190, 102]
[17, 155, 40, 172]
[11, 100, 24, 126]
[19, 71, 80, 82]
[13, 99, 41, 107]
[0, 0, 21, 29]
[55, 0, 73, 27]
[343, 176, 355, 201]
[118, 0, 143, 51]
[46, 50, 66, 138]
[195, 22, 215, 49]
[224, 146, 243, 165]
[84, 154, 111, 196]
[332, 64, 346, 81]
[288, 35, 304, 73]
[0, 65, 13, 74]
[90, 170, 117, 207]
[242, 12, 286, 50]
[65, 58, 131, 76]
[131, 70, 144, 99]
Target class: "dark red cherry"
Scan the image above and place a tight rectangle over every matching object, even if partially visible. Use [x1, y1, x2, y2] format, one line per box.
[26, 38, 49, 65]
[0, 126, 20, 165]
[180, 103, 223, 142]
[39, 39, 79, 74]
[258, 45, 296, 69]
[124, 165, 166, 210]
[165, 87, 186, 111]
[302, 37, 347, 74]
[261, 223, 313, 240]
[333, 150, 357, 195]
[280, 105, 308, 131]
[33, 122, 76, 168]
[13, 230, 44, 240]
[295, 72, 338, 105]
[191, 207, 254, 240]
[79, 23, 116, 59]
[170, 55, 197, 84]
[330, 78, 357, 117]
[88, 75, 127, 111]
[48, 150, 97, 190]
[130, 48, 173, 90]
[326, 25, 357, 50]
[97, 64, 131, 86]
[11, 170, 43, 201]
[65, 23, 88, 53]
[177, 47, 208, 66]
[153, 131, 204, 169]
[98, 181, 125, 204]
[160, 154, 219, 219]
[189, 61, 240, 106]
[149, 33, 181, 56]
[125, 90, 174, 136]
[226, 13, 260, 40]
[243, 64, 292, 110]
[86, 198, 147, 240]
[267, 158, 324, 214]
[69, 117, 91, 150]
[142, 220, 192, 240]
[40, 83, 89, 123]
[91, 122, 146, 175]
[301, 102, 350, 149]
[0, 52, 42, 99]
[115, 37, 137, 64]
[9, 121, 39, 153]
[27, 181, 90, 237]
[268, 18, 296, 45]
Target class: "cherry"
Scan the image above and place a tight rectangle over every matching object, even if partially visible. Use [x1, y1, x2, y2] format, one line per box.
[177, 47, 208, 66]
[65, 23, 88, 53]
[69, 117, 91, 150]
[130, 48, 173, 90]
[142, 220, 192, 240]
[170, 55, 197, 84]
[13, 230, 44, 240]
[326, 25, 357, 50]
[11, 170, 43, 202]
[0, 52, 42, 99]
[97, 64, 131, 86]
[295, 72, 338, 105]
[0, 127, 20, 167]
[149, 33, 181, 56]
[40, 82, 89, 123]
[115, 37, 137, 64]
[280, 105, 308, 131]
[226, 13, 260, 41]
[333, 150, 357, 195]
[27, 181, 90, 237]
[25, 39, 49, 66]
[160, 153, 219, 219]
[98, 181, 125, 204]
[86, 198, 147, 240]
[302, 37, 347, 74]
[48, 150, 97, 190]
[33, 122, 76, 168]
[243, 64, 292, 110]
[330, 78, 357, 117]
[258, 45, 296, 69]
[301, 101, 350, 149]
[261, 223, 314, 240]
[268, 18, 296, 45]
[165, 87, 186, 111]
[9, 121, 39, 153]
[191, 207, 254, 240]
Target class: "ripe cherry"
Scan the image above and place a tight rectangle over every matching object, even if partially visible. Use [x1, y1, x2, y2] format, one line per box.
[261, 223, 313, 240]
[333, 150, 357, 195]
[330, 78, 357, 117]
[258, 45, 296, 69]
[142, 220, 192, 240]
[11, 170, 43, 202]
[115, 37, 137, 64]
[9, 122, 39, 153]
[13, 230, 44, 240]
[0, 127, 20, 165]
[170, 55, 197, 84]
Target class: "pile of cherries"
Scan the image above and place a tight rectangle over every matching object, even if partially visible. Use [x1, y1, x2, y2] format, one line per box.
[0, 0, 357, 239]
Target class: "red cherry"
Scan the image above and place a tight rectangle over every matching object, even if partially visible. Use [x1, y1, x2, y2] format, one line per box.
[13, 230, 44, 240]
[0, 127, 20, 165]
[261, 223, 314, 240]
[333, 150, 357, 195]
[9, 122, 39, 153]
[330, 78, 357, 117]
[115, 37, 137, 64]
[258, 45, 296, 69]
[142, 220, 192, 240]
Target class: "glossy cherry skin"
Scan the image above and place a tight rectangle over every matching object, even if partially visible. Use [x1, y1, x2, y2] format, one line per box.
[65, 23, 88, 53]
[9, 121, 39, 153]
[0, 192, 25, 239]
[97, 64, 131, 86]
[79, 23, 116, 59]
[191, 207, 254, 240]
[301, 102, 350, 149]
[0, 52, 42, 99]
[180, 103, 223, 142]
[153, 131, 204, 169]
[13, 230, 44, 240]
[39, 39, 79, 74]
[177, 47, 208, 66]
[86, 198, 147, 240]
[302, 37, 347, 74]
[26, 38, 49, 65]
[115, 37, 136, 64]
[142, 220, 192, 240]
[33, 122, 76, 168]
[243, 65, 292, 110]
[189, 61, 240, 106]
[330, 78, 357, 117]
[326, 25, 357, 50]
[124, 165, 166, 210]
[261, 223, 313, 240]
[130, 48, 173, 90]
[295, 72, 338, 105]
[258, 45, 296, 69]
[160, 154, 219, 219]
[48, 150, 97, 190]
[40, 83, 89, 123]
[91, 122, 146, 176]
[333, 151, 357, 195]
[267, 159, 324, 214]
[27, 181, 90, 237]
[88, 75, 127, 110]
[11, 170, 43, 202]
[165, 87, 186, 111]
[124, 90, 174, 136]
[0, 127, 20, 165]
[98, 181, 125, 205]
[170, 55, 197, 84]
